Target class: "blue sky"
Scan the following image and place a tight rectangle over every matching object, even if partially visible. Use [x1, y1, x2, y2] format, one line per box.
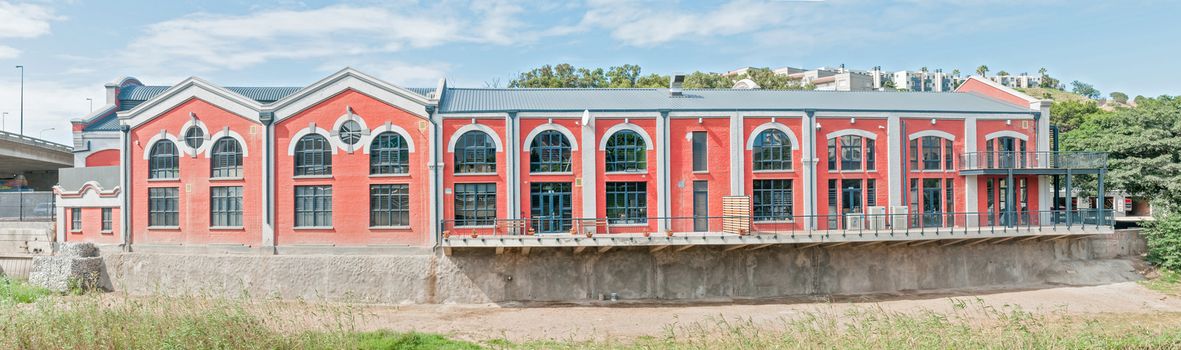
[0, 0, 1177, 144]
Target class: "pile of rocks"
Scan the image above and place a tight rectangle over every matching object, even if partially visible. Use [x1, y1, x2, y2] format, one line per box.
[28, 242, 105, 292]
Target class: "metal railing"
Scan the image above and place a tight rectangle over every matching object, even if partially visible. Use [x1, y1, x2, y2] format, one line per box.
[439, 209, 1115, 239]
[0, 191, 56, 221]
[959, 151, 1107, 171]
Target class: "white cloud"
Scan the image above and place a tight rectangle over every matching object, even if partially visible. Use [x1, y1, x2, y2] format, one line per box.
[0, 78, 101, 144]
[0, 45, 19, 59]
[577, 0, 795, 47]
[0, 1, 61, 60]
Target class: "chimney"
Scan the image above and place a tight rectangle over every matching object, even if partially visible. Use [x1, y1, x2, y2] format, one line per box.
[669, 73, 685, 97]
[104, 83, 119, 106]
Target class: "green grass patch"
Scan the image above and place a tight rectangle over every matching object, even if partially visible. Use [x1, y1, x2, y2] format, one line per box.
[351, 330, 482, 350]
[0, 277, 51, 304]
[1142, 269, 1181, 295]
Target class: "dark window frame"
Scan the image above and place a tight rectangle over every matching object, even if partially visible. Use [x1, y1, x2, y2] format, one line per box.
[370, 184, 410, 227]
[148, 187, 179, 227]
[294, 134, 332, 176]
[210, 137, 243, 178]
[691, 131, 708, 172]
[529, 130, 572, 173]
[752, 129, 793, 171]
[183, 126, 205, 149]
[604, 130, 647, 173]
[101, 208, 112, 232]
[454, 183, 497, 227]
[605, 181, 648, 224]
[370, 132, 410, 175]
[753, 179, 794, 222]
[70, 207, 81, 231]
[210, 186, 244, 228]
[148, 140, 179, 179]
[294, 185, 333, 227]
[454, 131, 497, 174]
[339, 120, 363, 146]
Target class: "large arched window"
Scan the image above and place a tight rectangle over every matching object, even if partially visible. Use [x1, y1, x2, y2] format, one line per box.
[605, 130, 646, 172]
[148, 140, 179, 179]
[210, 138, 243, 178]
[908, 136, 954, 171]
[752, 129, 792, 171]
[529, 130, 571, 173]
[826, 135, 874, 171]
[454, 131, 496, 173]
[370, 132, 409, 174]
[294, 134, 332, 176]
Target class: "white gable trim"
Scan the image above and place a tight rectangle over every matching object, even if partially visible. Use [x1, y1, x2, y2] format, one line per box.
[178, 117, 210, 157]
[286, 124, 338, 156]
[447, 123, 504, 153]
[908, 130, 956, 141]
[522, 123, 579, 152]
[598, 123, 655, 151]
[984, 130, 1029, 141]
[270, 68, 431, 123]
[745, 122, 800, 150]
[203, 128, 251, 158]
[118, 77, 262, 129]
[824, 128, 877, 140]
[141, 131, 179, 160]
[54, 183, 122, 207]
[363, 122, 418, 154]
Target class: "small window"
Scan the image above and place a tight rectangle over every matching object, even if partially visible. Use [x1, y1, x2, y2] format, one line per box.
[529, 130, 571, 173]
[753, 179, 793, 222]
[605, 182, 647, 224]
[839, 135, 863, 170]
[865, 139, 876, 171]
[752, 129, 792, 171]
[339, 120, 363, 145]
[148, 187, 179, 227]
[605, 130, 647, 172]
[210, 137, 243, 178]
[455, 131, 497, 174]
[909, 139, 919, 170]
[945, 139, 954, 170]
[101, 208, 112, 232]
[210, 186, 243, 228]
[454, 183, 496, 227]
[921, 136, 942, 170]
[70, 208, 81, 231]
[826, 138, 836, 171]
[370, 132, 410, 174]
[148, 141, 179, 179]
[691, 131, 707, 172]
[294, 185, 332, 227]
[184, 127, 205, 149]
[371, 184, 410, 227]
[867, 179, 877, 207]
[294, 134, 332, 176]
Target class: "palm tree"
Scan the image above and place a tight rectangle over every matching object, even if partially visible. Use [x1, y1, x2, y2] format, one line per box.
[1038, 67, 1048, 76]
[951, 69, 960, 77]
[976, 65, 989, 77]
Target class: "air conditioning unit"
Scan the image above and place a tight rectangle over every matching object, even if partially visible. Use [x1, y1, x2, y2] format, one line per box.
[890, 206, 909, 230]
[866, 206, 887, 230]
[845, 214, 864, 230]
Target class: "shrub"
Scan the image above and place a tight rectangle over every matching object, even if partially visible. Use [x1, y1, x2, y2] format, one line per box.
[1145, 213, 1181, 270]
[0, 277, 51, 304]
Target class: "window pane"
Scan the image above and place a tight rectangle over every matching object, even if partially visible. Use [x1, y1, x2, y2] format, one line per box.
[455, 131, 497, 174]
[211, 138, 243, 178]
[605, 130, 647, 172]
[294, 185, 332, 227]
[294, 135, 332, 176]
[148, 187, 179, 227]
[529, 130, 571, 173]
[753, 180, 793, 222]
[210, 186, 243, 227]
[753, 129, 792, 171]
[149, 141, 179, 179]
[370, 184, 410, 227]
[454, 183, 496, 227]
[370, 132, 410, 174]
[691, 131, 707, 172]
[840, 135, 862, 170]
[605, 182, 647, 224]
[922, 136, 941, 170]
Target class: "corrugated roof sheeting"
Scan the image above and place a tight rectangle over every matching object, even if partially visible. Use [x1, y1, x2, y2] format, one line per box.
[437, 88, 1033, 114]
[118, 85, 434, 110]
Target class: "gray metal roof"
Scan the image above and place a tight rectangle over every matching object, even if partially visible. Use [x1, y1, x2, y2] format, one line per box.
[83, 111, 120, 131]
[437, 88, 1033, 114]
[118, 85, 435, 111]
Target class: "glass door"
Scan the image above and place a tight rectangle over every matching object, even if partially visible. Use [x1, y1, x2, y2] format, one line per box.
[530, 182, 572, 233]
[841, 179, 862, 229]
[921, 179, 943, 227]
[692, 181, 708, 232]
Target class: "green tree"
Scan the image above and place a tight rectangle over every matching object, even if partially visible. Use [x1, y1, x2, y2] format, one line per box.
[976, 65, 989, 76]
[951, 69, 960, 77]
[1050, 99, 1101, 132]
[508, 64, 813, 90]
[1062, 96, 1181, 207]
[1070, 80, 1100, 99]
[997, 70, 1010, 76]
[1109, 91, 1129, 104]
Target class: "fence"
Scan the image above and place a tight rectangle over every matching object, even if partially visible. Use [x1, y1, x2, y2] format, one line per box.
[0, 191, 56, 221]
[960, 151, 1108, 170]
[439, 209, 1115, 238]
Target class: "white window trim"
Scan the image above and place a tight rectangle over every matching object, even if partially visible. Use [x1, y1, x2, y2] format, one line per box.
[203, 128, 250, 158]
[824, 128, 877, 141]
[363, 121, 417, 154]
[907, 130, 956, 141]
[286, 123, 338, 156]
[331, 107, 371, 153]
[984, 130, 1029, 141]
[447, 123, 505, 153]
[141, 131, 180, 160]
[522, 123, 579, 152]
[179, 117, 210, 157]
[745, 122, 801, 150]
[598, 123, 654, 151]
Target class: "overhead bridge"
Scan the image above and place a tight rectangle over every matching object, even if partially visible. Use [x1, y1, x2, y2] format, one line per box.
[0, 131, 73, 189]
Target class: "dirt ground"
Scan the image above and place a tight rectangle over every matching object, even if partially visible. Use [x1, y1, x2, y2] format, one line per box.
[343, 282, 1181, 342]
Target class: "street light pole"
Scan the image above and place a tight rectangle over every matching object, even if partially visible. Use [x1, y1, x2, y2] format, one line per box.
[1, 112, 6, 132]
[15, 65, 23, 135]
[39, 127, 54, 139]
[87, 98, 93, 113]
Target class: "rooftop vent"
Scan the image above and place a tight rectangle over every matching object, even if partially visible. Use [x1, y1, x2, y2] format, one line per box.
[669, 73, 686, 97]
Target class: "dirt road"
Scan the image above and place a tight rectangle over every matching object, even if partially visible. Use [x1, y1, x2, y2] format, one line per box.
[345, 282, 1180, 342]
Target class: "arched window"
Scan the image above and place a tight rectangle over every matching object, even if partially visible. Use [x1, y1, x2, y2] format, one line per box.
[210, 138, 243, 178]
[827, 135, 874, 171]
[529, 130, 571, 173]
[752, 129, 792, 171]
[370, 132, 409, 174]
[605, 130, 646, 172]
[338, 120, 362, 146]
[148, 140, 179, 179]
[294, 134, 332, 176]
[454, 131, 496, 173]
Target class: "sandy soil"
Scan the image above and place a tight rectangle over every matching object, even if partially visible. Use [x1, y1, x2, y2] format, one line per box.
[344, 282, 1181, 342]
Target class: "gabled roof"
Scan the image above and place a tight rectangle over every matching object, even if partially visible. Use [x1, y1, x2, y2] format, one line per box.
[437, 88, 1034, 114]
[118, 85, 303, 110]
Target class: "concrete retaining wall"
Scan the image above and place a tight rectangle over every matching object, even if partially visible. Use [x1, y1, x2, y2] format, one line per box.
[100, 233, 1146, 304]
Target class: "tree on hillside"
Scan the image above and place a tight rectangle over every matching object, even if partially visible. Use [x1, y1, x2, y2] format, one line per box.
[1109, 91, 1129, 104]
[1037, 67, 1060, 89]
[951, 69, 960, 77]
[1050, 99, 1102, 132]
[507, 64, 811, 90]
[1062, 96, 1181, 208]
[976, 65, 989, 76]
[997, 70, 1010, 76]
[1070, 80, 1100, 99]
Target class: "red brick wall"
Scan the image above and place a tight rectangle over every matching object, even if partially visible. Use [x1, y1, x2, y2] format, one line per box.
[667, 117, 731, 232]
[63, 206, 121, 244]
[85, 149, 120, 167]
[595, 118, 658, 233]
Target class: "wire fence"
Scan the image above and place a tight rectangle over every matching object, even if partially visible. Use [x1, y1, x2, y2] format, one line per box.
[0, 191, 56, 221]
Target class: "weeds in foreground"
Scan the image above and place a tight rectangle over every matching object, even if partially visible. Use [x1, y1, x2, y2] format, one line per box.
[2, 292, 1181, 349]
[1142, 268, 1181, 295]
[0, 277, 51, 304]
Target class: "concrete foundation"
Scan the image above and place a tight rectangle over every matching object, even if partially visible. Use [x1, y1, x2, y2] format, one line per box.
[100, 233, 1146, 304]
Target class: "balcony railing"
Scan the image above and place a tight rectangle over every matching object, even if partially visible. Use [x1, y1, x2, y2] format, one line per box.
[439, 209, 1114, 239]
[959, 151, 1107, 171]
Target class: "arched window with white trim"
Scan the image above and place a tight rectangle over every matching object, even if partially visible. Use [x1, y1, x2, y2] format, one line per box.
[605, 130, 646, 172]
[210, 137, 243, 178]
[370, 132, 409, 174]
[454, 131, 497, 174]
[752, 129, 792, 171]
[529, 130, 571, 173]
[148, 140, 179, 179]
[294, 134, 332, 176]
